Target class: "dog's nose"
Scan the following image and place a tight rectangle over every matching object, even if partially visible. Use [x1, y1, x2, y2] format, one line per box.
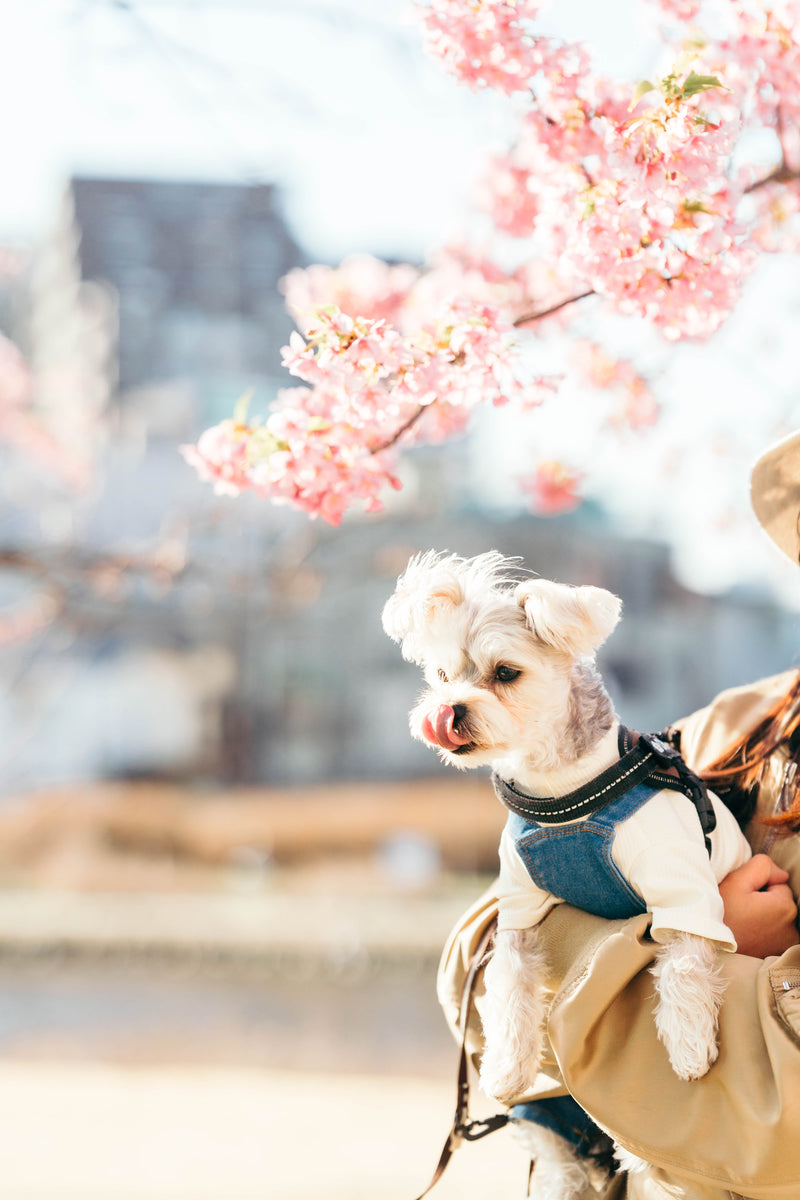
[452, 704, 467, 726]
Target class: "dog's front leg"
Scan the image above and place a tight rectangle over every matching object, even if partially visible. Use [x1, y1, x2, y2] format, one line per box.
[476, 925, 548, 1105]
[651, 932, 726, 1081]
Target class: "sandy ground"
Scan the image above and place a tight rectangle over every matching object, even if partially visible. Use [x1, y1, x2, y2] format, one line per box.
[0, 1062, 526, 1200]
[0, 885, 526, 1198]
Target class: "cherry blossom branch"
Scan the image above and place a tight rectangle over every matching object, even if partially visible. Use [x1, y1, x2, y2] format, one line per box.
[513, 290, 596, 328]
[369, 404, 427, 454]
[743, 109, 800, 195]
[367, 287, 588, 455]
[744, 163, 800, 194]
[183, 2, 800, 526]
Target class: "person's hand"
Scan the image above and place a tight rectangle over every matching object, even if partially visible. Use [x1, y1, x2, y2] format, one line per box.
[719, 853, 800, 958]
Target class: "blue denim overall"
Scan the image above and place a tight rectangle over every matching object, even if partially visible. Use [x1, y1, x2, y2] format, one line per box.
[504, 781, 663, 1152]
[505, 780, 661, 919]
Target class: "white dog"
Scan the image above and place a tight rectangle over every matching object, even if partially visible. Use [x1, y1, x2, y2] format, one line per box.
[383, 551, 752, 1199]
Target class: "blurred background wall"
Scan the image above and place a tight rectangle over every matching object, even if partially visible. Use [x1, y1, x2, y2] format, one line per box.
[1, 172, 798, 796]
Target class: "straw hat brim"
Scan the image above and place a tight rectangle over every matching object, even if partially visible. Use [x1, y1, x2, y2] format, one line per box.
[750, 430, 800, 564]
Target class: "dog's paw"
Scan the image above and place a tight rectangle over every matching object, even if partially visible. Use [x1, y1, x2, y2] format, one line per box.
[479, 1031, 542, 1105]
[663, 1028, 719, 1081]
[479, 1058, 537, 1106]
[652, 932, 725, 1082]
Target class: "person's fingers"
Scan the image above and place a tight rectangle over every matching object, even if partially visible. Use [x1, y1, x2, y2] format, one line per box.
[767, 882, 796, 916]
[737, 853, 789, 891]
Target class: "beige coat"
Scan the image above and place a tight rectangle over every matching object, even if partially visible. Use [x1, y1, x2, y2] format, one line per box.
[437, 671, 800, 1200]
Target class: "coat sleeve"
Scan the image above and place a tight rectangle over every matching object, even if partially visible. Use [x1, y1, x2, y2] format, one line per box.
[436, 814, 800, 1197]
[536, 817, 800, 1198]
[674, 669, 798, 775]
[541, 901, 800, 1200]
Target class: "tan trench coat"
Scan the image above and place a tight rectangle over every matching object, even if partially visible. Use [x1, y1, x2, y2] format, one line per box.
[437, 671, 800, 1200]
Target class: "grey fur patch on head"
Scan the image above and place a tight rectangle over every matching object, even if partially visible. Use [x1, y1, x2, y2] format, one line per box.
[566, 659, 616, 758]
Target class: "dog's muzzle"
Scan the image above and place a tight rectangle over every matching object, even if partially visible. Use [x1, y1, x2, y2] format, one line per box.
[420, 704, 471, 752]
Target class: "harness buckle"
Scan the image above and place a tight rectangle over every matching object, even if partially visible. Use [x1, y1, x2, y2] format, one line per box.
[640, 732, 682, 764]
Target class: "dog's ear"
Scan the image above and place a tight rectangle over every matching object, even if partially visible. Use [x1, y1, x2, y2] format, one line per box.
[382, 552, 465, 661]
[381, 587, 416, 650]
[515, 580, 621, 657]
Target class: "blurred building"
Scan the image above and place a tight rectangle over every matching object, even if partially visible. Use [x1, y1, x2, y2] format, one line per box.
[71, 177, 300, 434]
[3, 494, 796, 792]
[0, 176, 307, 794]
[0, 176, 797, 795]
[222, 508, 800, 784]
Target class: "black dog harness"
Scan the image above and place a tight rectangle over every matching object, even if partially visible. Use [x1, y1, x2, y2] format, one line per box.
[493, 725, 717, 853]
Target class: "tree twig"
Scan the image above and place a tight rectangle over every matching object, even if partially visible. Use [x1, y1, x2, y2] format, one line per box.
[369, 404, 427, 454]
[744, 163, 800, 194]
[513, 290, 595, 327]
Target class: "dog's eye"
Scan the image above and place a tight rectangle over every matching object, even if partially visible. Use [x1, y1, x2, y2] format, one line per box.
[437, 669, 449, 683]
[494, 665, 521, 684]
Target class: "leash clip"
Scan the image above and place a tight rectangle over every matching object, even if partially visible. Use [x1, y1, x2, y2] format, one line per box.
[456, 1113, 509, 1142]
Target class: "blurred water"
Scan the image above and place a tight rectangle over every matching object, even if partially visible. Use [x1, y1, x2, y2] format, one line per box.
[0, 959, 457, 1076]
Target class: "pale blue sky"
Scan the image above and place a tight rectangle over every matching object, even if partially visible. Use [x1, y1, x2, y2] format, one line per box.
[3, 0, 501, 257]
[2, 0, 661, 255]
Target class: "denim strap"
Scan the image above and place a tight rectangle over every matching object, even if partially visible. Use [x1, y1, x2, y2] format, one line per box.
[510, 1096, 613, 1161]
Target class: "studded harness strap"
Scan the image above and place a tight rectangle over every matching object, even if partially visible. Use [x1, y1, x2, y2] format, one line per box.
[492, 726, 717, 853]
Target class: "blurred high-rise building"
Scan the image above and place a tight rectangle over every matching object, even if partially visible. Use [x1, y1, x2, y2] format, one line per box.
[69, 177, 303, 438]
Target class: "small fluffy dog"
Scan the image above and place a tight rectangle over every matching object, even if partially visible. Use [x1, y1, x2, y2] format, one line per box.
[383, 551, 752, 1200]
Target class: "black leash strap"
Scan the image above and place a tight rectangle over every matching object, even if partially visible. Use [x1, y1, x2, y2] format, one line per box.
[412, 917, 508, 1200]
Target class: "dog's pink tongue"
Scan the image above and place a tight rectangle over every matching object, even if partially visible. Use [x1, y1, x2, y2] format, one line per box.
[422, 704, 470, 751]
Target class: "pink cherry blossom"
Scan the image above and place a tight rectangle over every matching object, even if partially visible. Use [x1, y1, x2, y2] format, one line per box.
[183, 298, 560, 522]
[416, 0, 545, 94]
[576, 342, 660, 428]
[281, 255, 420, 334]
[522, 460, 584, 515]
[477, 156, 540, 237]
[647, 0, 701, 23]
[181, 420, 255, 496]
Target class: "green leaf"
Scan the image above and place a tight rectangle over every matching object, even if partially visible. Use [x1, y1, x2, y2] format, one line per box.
[660, 71, 682, 100]
[233, 389, 254, 426]
[631, 79, 657, 106]
[249, 428, 289, 457]
[681, 72, 723, 97]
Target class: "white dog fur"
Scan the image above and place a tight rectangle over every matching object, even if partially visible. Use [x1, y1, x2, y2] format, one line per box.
[383, 550, 746, 1199]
